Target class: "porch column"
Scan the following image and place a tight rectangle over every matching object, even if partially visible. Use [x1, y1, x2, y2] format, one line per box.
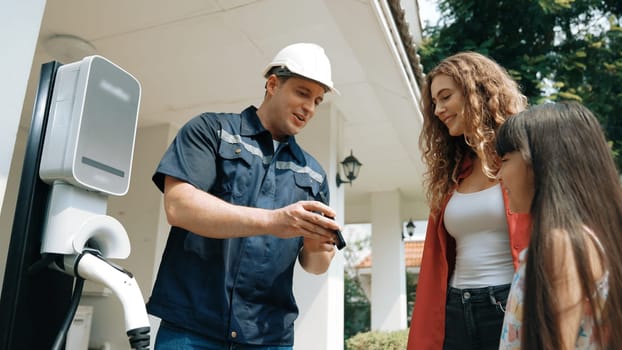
[370, 190, 407, 330]
[294, 103, 345, 350]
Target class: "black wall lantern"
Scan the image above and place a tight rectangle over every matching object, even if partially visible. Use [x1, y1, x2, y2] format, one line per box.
[336, 150, 362, 187]
[402, 218, 416, 240]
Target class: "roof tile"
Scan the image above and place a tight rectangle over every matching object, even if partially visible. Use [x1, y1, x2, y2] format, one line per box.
[355, 240, 425, 268]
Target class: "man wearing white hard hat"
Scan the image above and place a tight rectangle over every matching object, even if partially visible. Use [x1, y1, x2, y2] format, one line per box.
[147, 43, 340, 349]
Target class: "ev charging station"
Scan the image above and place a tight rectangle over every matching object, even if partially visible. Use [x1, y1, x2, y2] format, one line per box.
[0, 56, 150, 349]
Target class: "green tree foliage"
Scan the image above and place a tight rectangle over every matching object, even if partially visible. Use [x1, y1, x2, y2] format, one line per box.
[420, 0, 622, 168]
[344, 273, 370, 340]
[342, 228, 371, 340]
[406, 273, 418, 325]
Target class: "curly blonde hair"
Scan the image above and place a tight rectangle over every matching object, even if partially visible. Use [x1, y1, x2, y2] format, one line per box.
[420, 52, 527, 212]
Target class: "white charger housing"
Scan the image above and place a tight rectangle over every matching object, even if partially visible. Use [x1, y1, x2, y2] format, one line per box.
[39, 56, 139, 257]
[40, 55, 141, 196]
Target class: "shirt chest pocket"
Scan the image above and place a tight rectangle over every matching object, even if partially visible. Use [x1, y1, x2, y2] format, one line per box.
[292, 171, 322, 202]
[216, 141, 258, 201]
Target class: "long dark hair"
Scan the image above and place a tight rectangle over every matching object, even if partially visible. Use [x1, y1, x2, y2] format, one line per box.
[496, 101, 622, 349]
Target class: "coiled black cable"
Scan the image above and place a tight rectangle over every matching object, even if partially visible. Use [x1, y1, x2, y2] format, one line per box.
[50, 276, 85, 350]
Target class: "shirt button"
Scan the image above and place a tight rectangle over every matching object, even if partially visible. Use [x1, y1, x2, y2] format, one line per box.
[231, 331, 237, 338]
[235, 148, 241, 154]
[463, 291, 471, 299]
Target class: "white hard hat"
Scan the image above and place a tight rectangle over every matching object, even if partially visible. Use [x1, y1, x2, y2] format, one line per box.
[263, 43, 339, 95]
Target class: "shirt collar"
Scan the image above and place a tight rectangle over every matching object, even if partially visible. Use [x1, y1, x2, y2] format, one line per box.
[240, 106, 266, 136]
[240, 106, 306, 165]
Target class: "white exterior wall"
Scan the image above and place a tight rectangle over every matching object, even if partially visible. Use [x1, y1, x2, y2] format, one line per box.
[0, 0, 47, 296]
[0, 0, 46, 209]
[0, 127, 28, 296]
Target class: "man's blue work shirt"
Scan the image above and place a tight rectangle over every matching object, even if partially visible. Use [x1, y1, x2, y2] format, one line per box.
[147, 106, 330, 346]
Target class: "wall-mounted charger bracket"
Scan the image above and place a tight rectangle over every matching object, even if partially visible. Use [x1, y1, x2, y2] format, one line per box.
[40, 182, 130, 259]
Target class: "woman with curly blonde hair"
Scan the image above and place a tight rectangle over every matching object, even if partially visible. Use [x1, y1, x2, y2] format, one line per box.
[407, 52, 531, 350]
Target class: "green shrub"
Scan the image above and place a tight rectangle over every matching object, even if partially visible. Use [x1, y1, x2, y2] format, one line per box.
[345, 329, 408, 350]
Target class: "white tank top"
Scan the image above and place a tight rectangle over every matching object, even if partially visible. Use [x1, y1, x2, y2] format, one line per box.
[443, 184, 514, 288]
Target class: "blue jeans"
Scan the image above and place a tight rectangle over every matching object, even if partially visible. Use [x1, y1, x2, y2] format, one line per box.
[155, 322, 293, 350]
[443, 284, 510, 350]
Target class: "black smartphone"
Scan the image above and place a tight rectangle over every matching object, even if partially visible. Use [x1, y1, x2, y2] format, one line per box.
[319, 214, 346, 250]
[316, 193, 346, 250]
